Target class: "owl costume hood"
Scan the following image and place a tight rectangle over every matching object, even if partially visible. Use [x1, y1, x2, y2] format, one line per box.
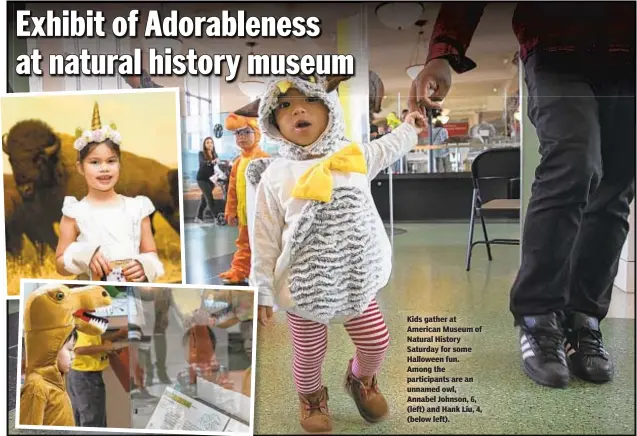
[235, 74, 352, 162]
[243, 74, 420, 324]
[20, 284, 112, 426]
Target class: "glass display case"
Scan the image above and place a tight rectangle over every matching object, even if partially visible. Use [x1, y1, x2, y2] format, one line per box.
[18, 283, 254, 433]
[114, 287, 254, 433]
[398, 138, 520, 175]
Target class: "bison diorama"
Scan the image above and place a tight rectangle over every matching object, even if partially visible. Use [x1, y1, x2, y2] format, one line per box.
[3, 119, 181, 257]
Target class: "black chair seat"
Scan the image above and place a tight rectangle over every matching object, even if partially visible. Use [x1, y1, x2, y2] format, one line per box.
[466, 147, 521, 271]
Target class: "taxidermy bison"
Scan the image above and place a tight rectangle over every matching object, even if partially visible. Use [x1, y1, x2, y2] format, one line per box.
[4, 173, 60, 258]
[3, 119, 181, 256]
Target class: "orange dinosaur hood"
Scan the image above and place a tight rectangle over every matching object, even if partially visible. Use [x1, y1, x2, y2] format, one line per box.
[225, 113, 261, 152]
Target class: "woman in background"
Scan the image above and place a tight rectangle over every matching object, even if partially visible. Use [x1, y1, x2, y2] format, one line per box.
[195, 137, 219, 224]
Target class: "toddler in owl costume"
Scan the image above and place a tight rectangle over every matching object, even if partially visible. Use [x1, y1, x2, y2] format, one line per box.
[241, 75, 425, 432]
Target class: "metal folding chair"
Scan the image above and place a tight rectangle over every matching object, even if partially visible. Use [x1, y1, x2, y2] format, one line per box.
[466, 147, 521, 271]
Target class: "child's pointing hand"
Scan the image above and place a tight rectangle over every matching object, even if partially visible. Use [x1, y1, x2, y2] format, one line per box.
[404, 111, 427, 134]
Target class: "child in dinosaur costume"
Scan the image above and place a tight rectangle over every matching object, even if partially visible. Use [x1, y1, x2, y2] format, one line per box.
[218, 114, 269, 284]
[20, 284, 112, 427]
[240, 74, 425, 433]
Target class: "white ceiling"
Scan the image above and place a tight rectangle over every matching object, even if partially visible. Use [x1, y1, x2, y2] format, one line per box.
[26, 2, 521, 118]
[181, 2, 521, 117]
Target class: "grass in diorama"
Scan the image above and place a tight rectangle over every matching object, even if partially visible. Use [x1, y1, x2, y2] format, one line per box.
[5, 213, 182, 296]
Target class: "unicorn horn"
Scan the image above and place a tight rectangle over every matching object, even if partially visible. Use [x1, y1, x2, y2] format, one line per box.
[91, 102, 102, 131]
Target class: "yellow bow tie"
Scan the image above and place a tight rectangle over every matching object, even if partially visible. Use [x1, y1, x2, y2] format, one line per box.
[291, 143, 367, 203]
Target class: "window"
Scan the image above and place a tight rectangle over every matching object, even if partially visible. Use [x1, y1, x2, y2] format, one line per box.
[61, 33, 131, 92]
[184, 75, 219, 153]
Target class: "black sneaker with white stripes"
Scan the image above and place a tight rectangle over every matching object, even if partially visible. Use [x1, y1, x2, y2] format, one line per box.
[518, 313, 570, 388]
[564, 312, 613, 383]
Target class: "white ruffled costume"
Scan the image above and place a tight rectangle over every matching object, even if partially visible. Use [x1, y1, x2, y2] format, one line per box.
[62, 194, 164, 282]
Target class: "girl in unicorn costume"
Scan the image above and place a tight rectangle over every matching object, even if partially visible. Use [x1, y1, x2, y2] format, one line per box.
[241, 74, 425, 433]
[55, 102, 164, 283]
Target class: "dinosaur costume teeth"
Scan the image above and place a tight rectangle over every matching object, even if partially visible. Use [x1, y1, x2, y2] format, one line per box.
[72, 309, 109, 334]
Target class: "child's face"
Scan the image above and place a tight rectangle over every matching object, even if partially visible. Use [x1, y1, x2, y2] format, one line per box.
[57, 338, 75, 373]
[77, 143, 120, 192]
[274, 88, 329, 147]
[234, 127, 256, 151]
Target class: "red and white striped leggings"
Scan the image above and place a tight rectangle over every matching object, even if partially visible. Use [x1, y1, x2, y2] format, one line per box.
[286, 299, 390, 394]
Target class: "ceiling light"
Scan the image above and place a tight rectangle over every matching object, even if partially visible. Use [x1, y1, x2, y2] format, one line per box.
[438, 115, 449, 124]
[238, 81, 266, 101]
[145, 37, 183, 54]
[493, 88, 498, 93]
[405, 20, 429, 80]
[375, 2, 424, 31]
[406, 65, 425, 80]
[239, 42, 265, 101]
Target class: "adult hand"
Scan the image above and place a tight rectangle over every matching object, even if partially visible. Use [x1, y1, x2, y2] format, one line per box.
[408, 58, 452, 113]
[103, 340, 115, 353]
[116, 328, 128, 340]
[258, 306, 273, 327]
[90, 251, 111, 279]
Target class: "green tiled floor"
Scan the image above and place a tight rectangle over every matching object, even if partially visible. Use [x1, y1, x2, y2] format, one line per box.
[253, 223, 635, 435]
[9, 222, 634, 435]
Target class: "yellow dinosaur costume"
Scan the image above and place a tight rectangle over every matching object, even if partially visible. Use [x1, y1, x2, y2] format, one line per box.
[20, 284, 112, 427]
[219, 114, 269, 284]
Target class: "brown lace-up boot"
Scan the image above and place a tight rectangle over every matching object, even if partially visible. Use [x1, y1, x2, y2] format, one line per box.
[344, 359, 389, 422]
[298, 386, 333, 433]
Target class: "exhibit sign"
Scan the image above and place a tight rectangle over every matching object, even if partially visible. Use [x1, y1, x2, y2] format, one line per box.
[146, 387, 232, 432]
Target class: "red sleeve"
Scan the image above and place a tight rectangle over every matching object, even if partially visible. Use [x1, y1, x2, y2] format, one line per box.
[426, 2, 488, 73]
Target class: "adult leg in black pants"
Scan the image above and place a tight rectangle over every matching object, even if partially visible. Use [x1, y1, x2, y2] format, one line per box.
[510, 53, 635, 388]
[196, 179, 216, 221]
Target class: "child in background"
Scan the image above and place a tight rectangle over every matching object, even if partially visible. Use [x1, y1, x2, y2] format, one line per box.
[55, 102, 164, 283]
[20, 284, 112, 427]
[218, 114, 269, 284]
[67, 328, 127, 427]
[20, 329, 77, 426]
[244, 75, 424, 432]
[181, 310, 234, 391]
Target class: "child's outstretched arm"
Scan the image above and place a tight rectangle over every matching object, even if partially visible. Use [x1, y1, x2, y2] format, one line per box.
[74, 340, 116, 356]
[362, 111, 426, 179]
[249, 177, 284, 326]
